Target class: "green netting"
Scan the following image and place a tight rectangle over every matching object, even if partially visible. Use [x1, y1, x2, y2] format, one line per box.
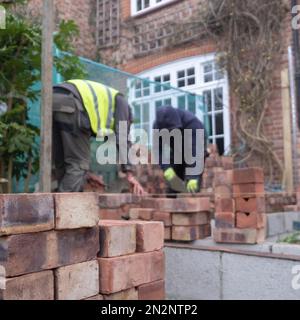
[23, 50, 209, 191]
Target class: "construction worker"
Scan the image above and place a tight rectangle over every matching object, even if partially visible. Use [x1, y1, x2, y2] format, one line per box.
[153, 106, 208, 194]
[52, 79, 145, 195]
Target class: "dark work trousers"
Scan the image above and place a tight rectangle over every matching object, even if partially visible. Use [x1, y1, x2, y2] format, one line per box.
[52, 89, 92, 192]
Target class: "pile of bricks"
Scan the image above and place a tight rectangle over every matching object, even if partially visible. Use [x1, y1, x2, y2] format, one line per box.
[0, 193, 165, 300]
[133, 196, 212, 242]
[213, 168, 267, 244]
[265, 192, 298, 213]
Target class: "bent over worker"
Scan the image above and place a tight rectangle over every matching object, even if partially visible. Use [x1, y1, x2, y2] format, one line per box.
[153, 106, 208, 194]
[52, 79, 145, 195]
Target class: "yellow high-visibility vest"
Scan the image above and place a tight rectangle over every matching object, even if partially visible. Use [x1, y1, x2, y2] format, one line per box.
[68, 79, 119, 135]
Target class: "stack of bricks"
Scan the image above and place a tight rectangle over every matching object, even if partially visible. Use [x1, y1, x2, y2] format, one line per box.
[213, 168, 267, 244]
[0, 193, 165, 300]
[97, 220, 165, 300]
[134, 196, 212, 242]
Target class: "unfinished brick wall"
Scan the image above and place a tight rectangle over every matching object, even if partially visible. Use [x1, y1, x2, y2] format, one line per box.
[0, 193, 165, 300]
[213, 168, 267, 244]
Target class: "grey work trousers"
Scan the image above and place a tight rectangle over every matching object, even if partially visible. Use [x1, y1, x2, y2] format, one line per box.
[52, 91, 92, 192]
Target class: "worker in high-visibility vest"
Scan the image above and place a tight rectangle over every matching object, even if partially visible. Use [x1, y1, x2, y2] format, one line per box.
[52, 79, 145, 195]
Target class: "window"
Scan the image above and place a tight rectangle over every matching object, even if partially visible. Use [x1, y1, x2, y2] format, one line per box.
[177, 95, 196, 114]
[132, 0, 175, 15]
[132, 102, 150, 136]
[177, 68, 195, 88]
[203, 61, 224, 83]
[155, 98, 172, 109]
[154, 74, 171, 93]
[134, 79, 150, 98]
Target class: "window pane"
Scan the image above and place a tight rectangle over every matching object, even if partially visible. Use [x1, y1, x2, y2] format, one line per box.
[187, 77, 195, 86]
[163, 82, 171, 91]
[215, 113, 224, 135]
[204, 63, 213, 73]
[215, 67, 224, 80]
[203, 90, 212, 112]
[216, 138, 225, 155]
[177, 70, 185, 78]
[135, 80, 142, 89]
[163, 74, 170, 82]
[155, 100, 163, 109]
[178, 79, 185, 88]
[143, 88, 150, 96]
[187, 68, 195, 76]
[137, 0, 142, 11]
[178, 96, 186, 110]
[204, 74, 213, 83]
[154, 76, 161, 83]
[145, 0, 150, 8]
[188, 95, 196, 114]
[164, 98, 172, 106]
[207, 115, 213, 136]
[133, 104, 141, 122]
[155, 85, 161, 93]
[135, 90, 142, 98]
[143, 79, 150, 88]
[143, 103, 150, 122]
[214, 87, 223, 111]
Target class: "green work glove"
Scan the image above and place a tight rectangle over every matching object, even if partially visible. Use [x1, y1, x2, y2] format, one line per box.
[164, 168, 176, 182]
[187, 179, 199, 193]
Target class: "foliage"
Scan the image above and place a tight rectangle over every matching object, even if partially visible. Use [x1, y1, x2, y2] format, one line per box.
[280, 233, 300, 244]
[0, 6, 87, 193]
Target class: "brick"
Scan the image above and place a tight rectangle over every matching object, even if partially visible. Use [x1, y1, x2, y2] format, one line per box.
[214, 185, 232, 200]
[236, 212, 266, 229]
[172, 212, 209, 226]
[235, 197, 265, 213]
[103, 288, 138, 300]
[164, 227, 171, 240]
[99, 220, 136, 257]
[201, 224, 212, 238]
[256, 227, 267, 244]
[136, 221, 164, 252]
[142, 197, 210, 213]
[138, 280, 165, 300]
[55, 260, 99, 300]
[214, 170, 233, 187]
[233, 168, 264, 184]
[283, 205, 299, 212]
[0, 194, 54, 236]
[130, 208, 154, 221]
[0, 228, 99, 277]
[98, 251, 165, 294]
[213, 228, 258, 244]
[99, 194, 132, 209]
[172, 226, 206, 241]
[221, 157, 234, 170]
[215, 199, 235, 213]
[100, 208, 124, 220]
[153, 211, 172, 227]
[55, 193, 99, 230]
[215, 212, 235, 228]
[233, 184, 265, 198]
[0, 271, 54, 300]
[85, 295, 104, 300]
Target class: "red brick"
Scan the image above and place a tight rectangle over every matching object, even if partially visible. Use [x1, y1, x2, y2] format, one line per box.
[99, 194, 132, 209]
[235, 197, 265, 213]
[100, 208, 124, 220]
[153, 211, 172, 227]
[136, 221, 164, 252]
[55, 193, 99, 230]
[142, 197, 210, 213]
[99, 220, 136, 257]
[55, 261, 99, 300]
[164, 227, 171, 240]
[214, 185, 232, 200]
[233, 184, 265, 198]
[199, 224, 212, 239]
[213, 228, 258, 244]
[130, 208, 154, 221]
[172, 226, 200, 241]
[221, 157, 234, 170]
[0, 228, 99, 277]
[172, 212, 209, 226]
[98, 251, 165, 294]
[0, 271, 54, 300]
[138, 280, 165, 300]
[256, 227, 267, 244]
[215, 199, 235, 213]
[283, 205, 299, 212]
[236, 212, 263, 229]
[103, 288, 138, 300]
[215, 212, 235, 228]
[85, 295, 104, 300]
[0, 194, 54, 236]
[233, 168, 264, 184]
[214, 170, 233, 187]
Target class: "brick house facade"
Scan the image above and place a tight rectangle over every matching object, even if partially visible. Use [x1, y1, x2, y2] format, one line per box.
[24, 0, 300, 190]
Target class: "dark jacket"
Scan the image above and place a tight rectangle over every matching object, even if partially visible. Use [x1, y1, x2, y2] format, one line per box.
[153, 106, 207, 179]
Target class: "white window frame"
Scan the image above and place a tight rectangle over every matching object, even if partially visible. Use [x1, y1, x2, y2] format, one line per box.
[129, 53, 231, 154]
[131, 0, 176, 16]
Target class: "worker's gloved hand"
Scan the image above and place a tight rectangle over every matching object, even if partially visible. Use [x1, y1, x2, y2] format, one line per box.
[187, 179, 199, 194]
[164, 168, 176, 182]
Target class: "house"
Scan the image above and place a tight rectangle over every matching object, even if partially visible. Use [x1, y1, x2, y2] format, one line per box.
[24, 0, 300, 191]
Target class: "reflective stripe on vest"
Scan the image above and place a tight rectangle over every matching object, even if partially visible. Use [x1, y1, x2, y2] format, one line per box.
[67, 79, 119, 135]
